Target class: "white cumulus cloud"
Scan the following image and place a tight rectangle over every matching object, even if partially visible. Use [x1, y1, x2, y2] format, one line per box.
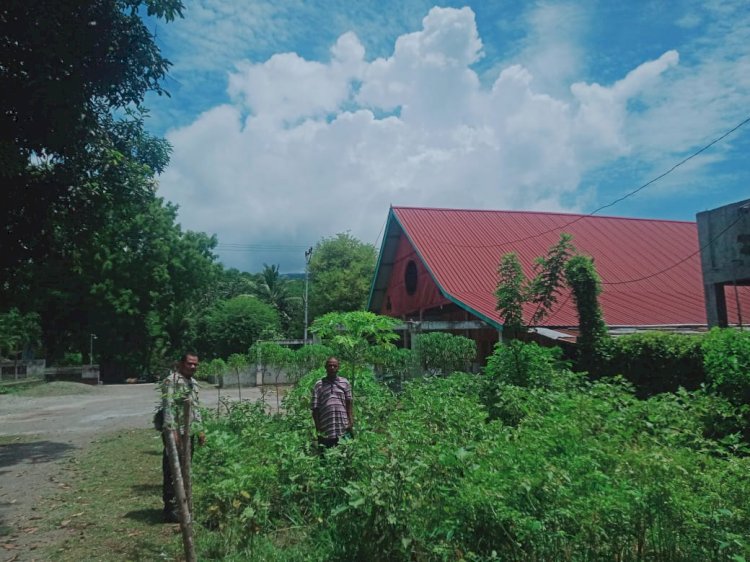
[157, 5, 743, 272]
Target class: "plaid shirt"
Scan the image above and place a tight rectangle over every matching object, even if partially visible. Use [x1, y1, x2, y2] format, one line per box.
[311, 376, 352, 439]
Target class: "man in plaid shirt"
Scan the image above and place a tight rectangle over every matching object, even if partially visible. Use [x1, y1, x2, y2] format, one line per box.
[311, 357, 354, 448]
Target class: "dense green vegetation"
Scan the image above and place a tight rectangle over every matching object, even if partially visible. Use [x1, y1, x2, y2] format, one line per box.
[1, 0, 212, 374]
[191, 322, 750, 561]
[308, 233, 378, 320]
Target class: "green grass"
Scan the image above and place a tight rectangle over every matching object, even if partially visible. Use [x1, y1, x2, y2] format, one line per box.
[0, 434, 38, 445]
[1, 380, 97, 397]
[0, 378, 45, 395]
[39, 429, 182, 561]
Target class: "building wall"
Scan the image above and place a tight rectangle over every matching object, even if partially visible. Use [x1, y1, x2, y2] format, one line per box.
[377, 235, 450, 318]
[697, 199, 750, 326]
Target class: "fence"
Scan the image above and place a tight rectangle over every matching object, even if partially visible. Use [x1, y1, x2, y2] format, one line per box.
[0, 359, 46, 382]
[44, 365, 100, 385]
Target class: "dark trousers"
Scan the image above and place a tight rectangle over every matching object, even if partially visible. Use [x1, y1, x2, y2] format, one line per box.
[162, 435, 194, 513]
[317, 436, 340, 448]
[317, 430, 353, 450]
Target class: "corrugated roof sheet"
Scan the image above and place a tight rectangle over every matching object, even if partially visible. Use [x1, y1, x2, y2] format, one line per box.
[389, 206, 750, 327]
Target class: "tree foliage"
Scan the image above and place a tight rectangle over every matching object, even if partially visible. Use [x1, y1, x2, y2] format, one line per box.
[85, 200, 219, 370]
[253, 264, 301, 335]
[495, 234, 575, 337]
[528, 233, 574, 325]
[565, 254, 609, 371]
[1, 0, 184, 281]
[494, 234, 607, 371]
[310, 311, 399, 376]
[207, 268, 257, 305]
[308, 233, 377, 319]
[0, 308, 41, 359]
[495, 253, 526, 339]
[703, 327, 750, 406]
[0, 1, 232, 376]
[413, 332, 477, 376]
[198, 296, 281, 360]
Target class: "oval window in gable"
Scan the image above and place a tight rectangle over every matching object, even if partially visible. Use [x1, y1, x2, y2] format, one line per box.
[405, 260, 418, 295]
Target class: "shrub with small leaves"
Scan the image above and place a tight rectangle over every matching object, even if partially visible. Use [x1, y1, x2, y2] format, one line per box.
[703, 327, 750, 406]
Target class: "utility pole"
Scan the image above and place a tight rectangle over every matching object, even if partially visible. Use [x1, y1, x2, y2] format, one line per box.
[303, 247, 313, 344]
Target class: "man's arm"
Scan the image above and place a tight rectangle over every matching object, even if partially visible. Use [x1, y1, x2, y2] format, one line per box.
[311, 383, 323, 436]
[345, 399, 353, 431]
[312, 408, 322, 434]
[345, 381, 353, 431]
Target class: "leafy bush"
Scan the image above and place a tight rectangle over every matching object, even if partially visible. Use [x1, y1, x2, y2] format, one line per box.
[310, 311, 399, 376]
[290, 344, 333, 380]
[483, 340, 566, 388]
[565, 254, 609, 372]
[450, 381, 750, 561]
[369, 346, 415, 390]
[198, 295, 281, 360]
[703, 327, 750, 406]
[59, 352, 83, 366]
[196, 358, 227, 382]
[413, 332, 477, 376]
[596, 332, 704, 396]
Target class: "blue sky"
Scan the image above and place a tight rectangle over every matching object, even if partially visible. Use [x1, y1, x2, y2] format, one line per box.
[142, 1, 750, 272]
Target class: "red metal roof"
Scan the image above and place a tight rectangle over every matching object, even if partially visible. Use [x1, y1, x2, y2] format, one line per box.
[371, 206, 750, 328]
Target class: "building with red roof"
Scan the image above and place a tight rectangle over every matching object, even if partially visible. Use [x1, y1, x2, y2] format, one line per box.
[368, 206, 750, 360]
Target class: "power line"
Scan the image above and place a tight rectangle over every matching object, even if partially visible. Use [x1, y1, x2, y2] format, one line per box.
[217, 243, 308, 248]
[373, 215, 388, 249]
[216, 243, 309, 254]
[426, 115, 750, 250]
[592, 115, 750, 215]
[602, 212, 746, 285]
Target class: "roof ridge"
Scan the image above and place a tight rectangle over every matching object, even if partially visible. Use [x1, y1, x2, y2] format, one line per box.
[391, 205, 696, 225]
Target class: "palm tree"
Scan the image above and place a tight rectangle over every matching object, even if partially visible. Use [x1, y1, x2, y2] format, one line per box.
[254, 264, 301, 333]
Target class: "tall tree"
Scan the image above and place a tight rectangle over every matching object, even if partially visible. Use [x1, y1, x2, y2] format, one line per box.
[0, 1, 217, 376]
[308, 233, 377, 320]
[254, 264, 301, 334]
[528, 233, 574, 325]
[1, 0, 184, 287]
[82, 199, 219, 372]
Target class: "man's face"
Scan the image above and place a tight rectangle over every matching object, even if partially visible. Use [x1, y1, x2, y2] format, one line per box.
[325, 358, 339, 377]
[180, 355, 199, 378]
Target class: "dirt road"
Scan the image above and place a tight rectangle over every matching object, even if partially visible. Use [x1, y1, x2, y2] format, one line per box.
[0, 382, 282, 560]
